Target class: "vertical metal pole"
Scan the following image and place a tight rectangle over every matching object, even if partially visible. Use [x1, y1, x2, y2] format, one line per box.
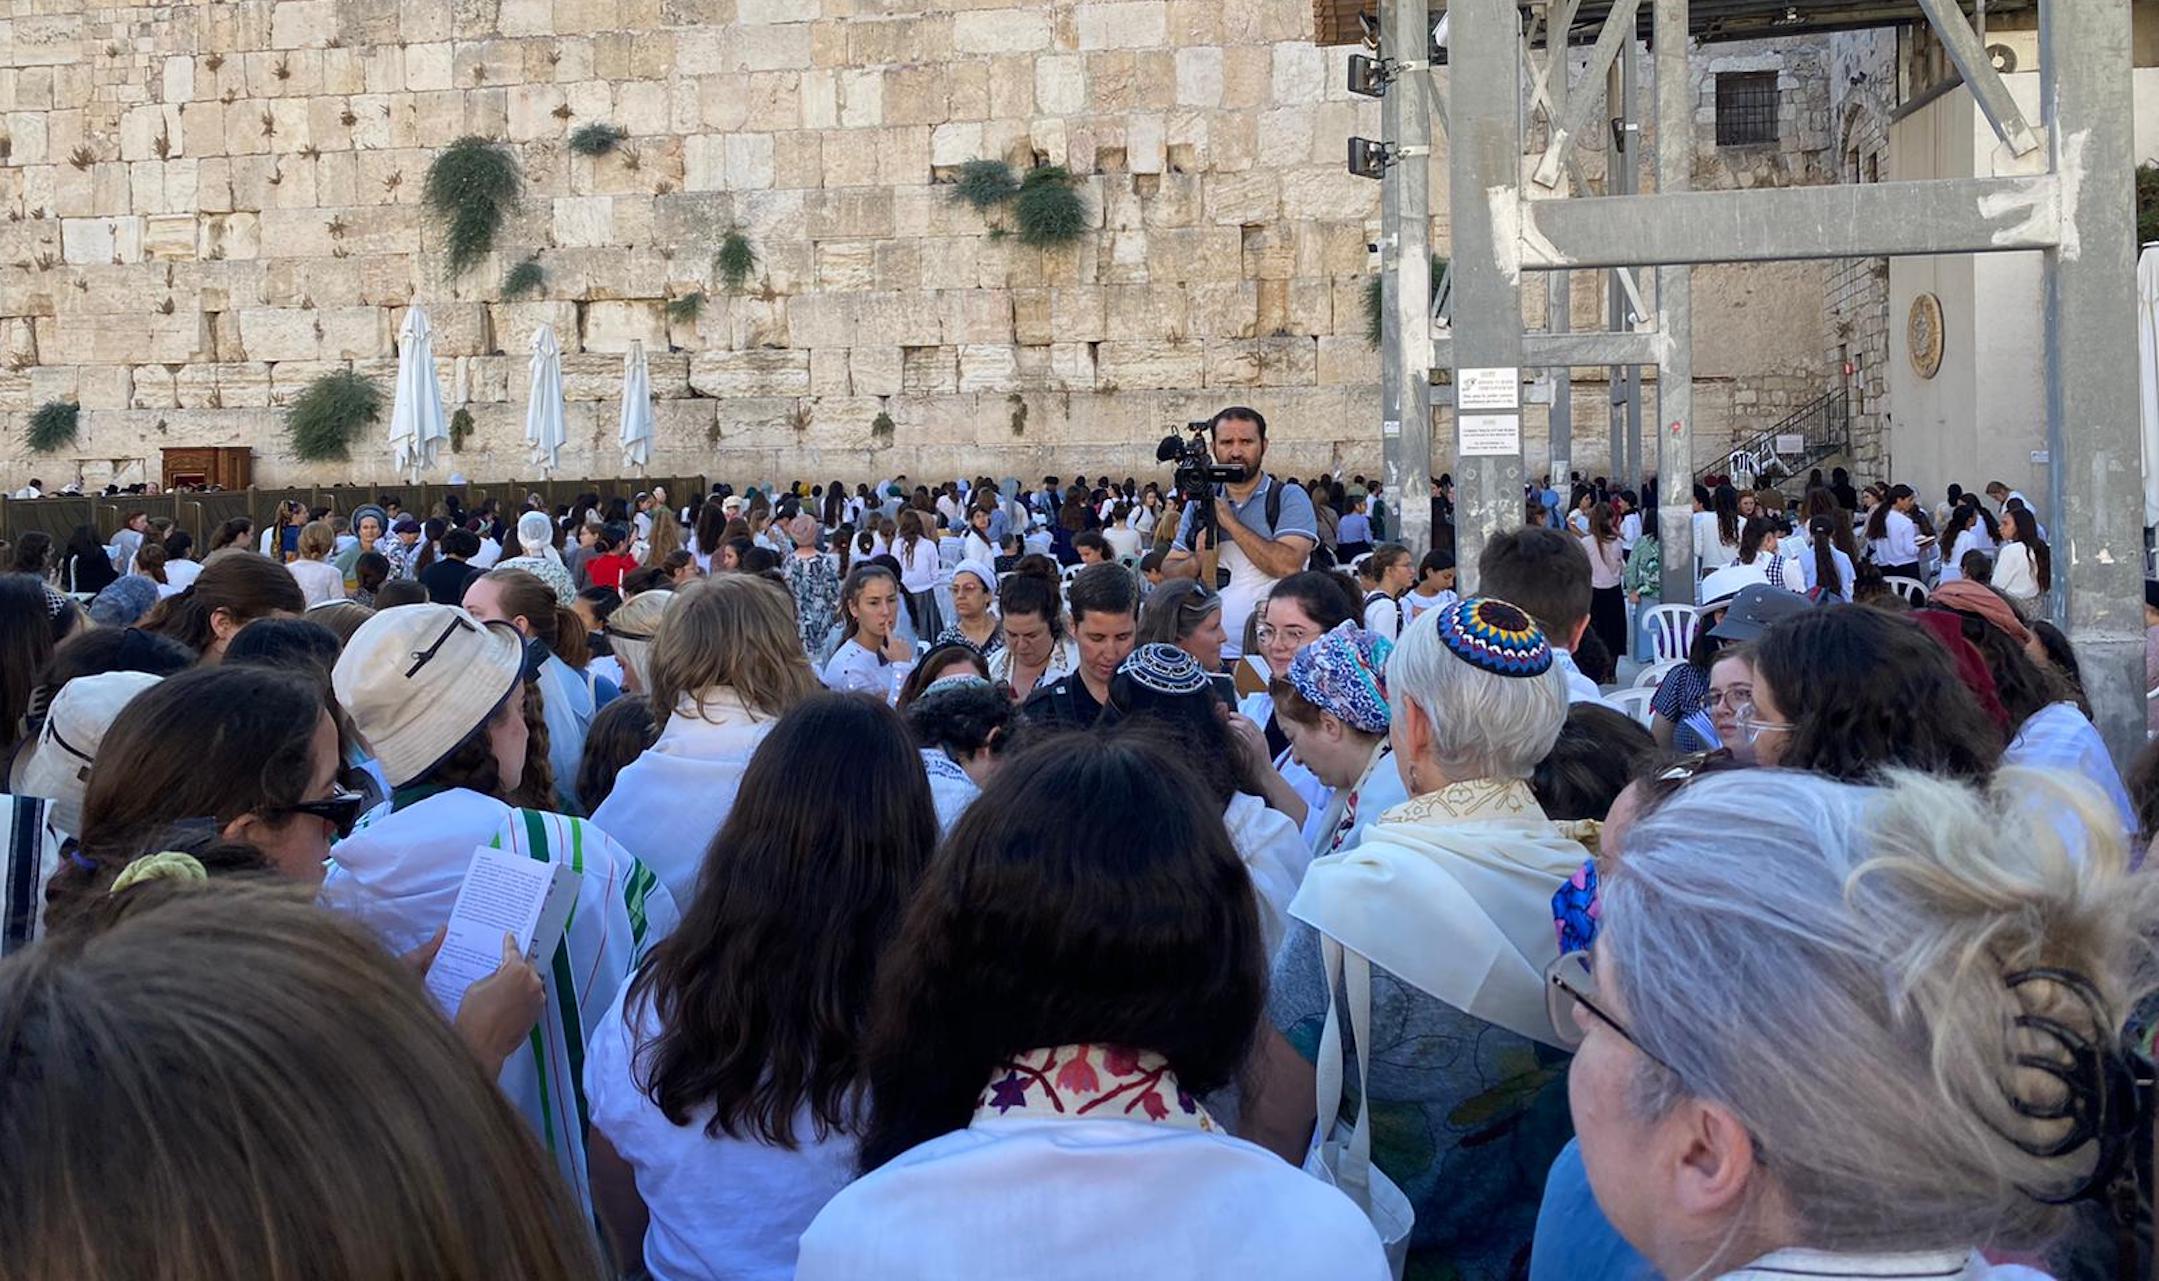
[1448, 0, 1526, 592]
[1606, 52, 1629, 485]
[1620, 38, 1643, 487]
[1653, 0, 1694, 605]
[1380, 0, 1435, 558]
[1548, 15, 1573, 486]
[2041, 0, 2143, 762]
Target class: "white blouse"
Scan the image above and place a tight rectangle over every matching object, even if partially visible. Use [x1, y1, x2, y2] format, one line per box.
[1868, 509, 1923, 567]
[822, 637, 911, 704]
[1993, 541, 2042, 603]
[898, 537, 940, 593]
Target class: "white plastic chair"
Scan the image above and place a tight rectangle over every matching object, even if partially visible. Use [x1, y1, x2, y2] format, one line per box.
[1606, 686, 1658, 728]
[1642, 604, 1698, 664]
[1060, 561, 1085, 586]
[1883, 576, 1929, 607]
[1633, 658, 1683, 690]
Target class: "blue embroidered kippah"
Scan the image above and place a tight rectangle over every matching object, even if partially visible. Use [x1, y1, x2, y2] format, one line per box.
[1434, 597, 1553, 678]
[1118, 643, 1210, 696]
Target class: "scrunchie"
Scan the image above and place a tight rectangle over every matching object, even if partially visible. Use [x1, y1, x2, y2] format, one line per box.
[109, 851, 209, 894]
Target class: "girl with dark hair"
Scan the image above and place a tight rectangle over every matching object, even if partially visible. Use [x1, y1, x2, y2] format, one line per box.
[1936, 495, 1999, 585]
[798, 732, 1386, 1278]
[986, 562, 1074, 701]
[1354, 544, 1414, 641]
[1137, 578, 1229, 673]
[1579, 503, 1627, 659]
[1692, 483, 1742, 573]
[1742, 605, 2003, 782]
[905, 676, 1012, 834]
[136, 550, 304, 662]
[158, 529, 199, 597]
[822, 565, 913, 704]
[0, 576, 79, 759]
[893, 509, 943, 639]
[589, 694, 937, 1279]
[327, 603, 679, 1214]
[209, 516, 254, 554]
[61, 525, 118, 596]
[11, 531, 54, 582]
[1800, 512, 1856, 602]
[575, 694, 656, 814]
[1992, 503, 2050, 612]
[1864, 482, 1927, 579]
[464, 568, 602, 814]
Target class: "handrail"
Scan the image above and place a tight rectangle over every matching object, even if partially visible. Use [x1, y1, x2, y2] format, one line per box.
[1699, 390, 1849, 485]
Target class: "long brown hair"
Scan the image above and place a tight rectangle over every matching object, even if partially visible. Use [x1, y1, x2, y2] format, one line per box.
[137, 550, 305, 656]
[642, 506, 684, 568]
[478, 568, 589, 667]
[5, 885, 604, 1280]
[2003, 504, 2052, 592]
[646, 576, 819, 730]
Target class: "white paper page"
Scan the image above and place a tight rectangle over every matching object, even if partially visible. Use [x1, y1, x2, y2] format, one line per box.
[424, 846, 559, 1018]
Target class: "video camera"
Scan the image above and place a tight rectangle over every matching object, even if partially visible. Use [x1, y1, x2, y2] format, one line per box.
[1157, 423, 1245, 550]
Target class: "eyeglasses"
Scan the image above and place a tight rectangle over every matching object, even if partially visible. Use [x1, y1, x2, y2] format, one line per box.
[1545, 950, 1677, 1076]
[1730, 702, 1795, 746]
[1256, 625, 1316, 648]
[268, 786, 368, 839]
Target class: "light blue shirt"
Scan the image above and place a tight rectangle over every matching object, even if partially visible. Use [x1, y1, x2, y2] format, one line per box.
[1530, 1140, 1657, 1281]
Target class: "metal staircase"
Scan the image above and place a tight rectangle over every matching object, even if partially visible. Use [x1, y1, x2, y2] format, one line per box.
[1697, 390, 1850, 487]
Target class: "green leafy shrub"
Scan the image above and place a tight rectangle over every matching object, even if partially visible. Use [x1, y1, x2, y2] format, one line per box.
[951, 158, 1020, 211]
[871, 409, 895, 441]
[285, 369, 382, 462]
[449, 406, 475, 452]
[714, 230, 758, 292]
[423, 136, 522, 277]
[667, 291, 706, 323]
[26, 400, 78, 453]
[567, 122, 628, 156]
[1364, 255, 1450, 347]
[503, 255, 546, 299]
[1013, 165, 1089, 248]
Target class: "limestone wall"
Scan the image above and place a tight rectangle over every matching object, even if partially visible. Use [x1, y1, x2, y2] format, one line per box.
[0, 1, 1838, 491]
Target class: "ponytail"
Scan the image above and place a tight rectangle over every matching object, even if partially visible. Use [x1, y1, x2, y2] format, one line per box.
[1808, 516, 1842, 598]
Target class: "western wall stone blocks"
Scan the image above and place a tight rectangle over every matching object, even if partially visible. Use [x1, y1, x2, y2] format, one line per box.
[689, 348, 811, 398]
[1096, 339, 1201, 390]
[952, 9, 1050, 56]
[1034, 55, 1088, 118]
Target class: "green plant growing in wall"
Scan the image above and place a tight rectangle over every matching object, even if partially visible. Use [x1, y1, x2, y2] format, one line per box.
[568, 122, 628, 156]
[1008, 393, 1028, 437]
[1013, 165, 1090, 248]
[26, 400, 79, 453]
[449, 406, 475, 452]
[2139, 164, 2159, 247]
[871, 409, 896, 441]
[285, 369, 383, 462]
[714, 230, 758, 293]
[1364, 255, 1449, 347]
[950, 158, 1020, 211]
[503, 255, 546, 299]
[667, 291, 707, 324]
[423, 136, 522, 277]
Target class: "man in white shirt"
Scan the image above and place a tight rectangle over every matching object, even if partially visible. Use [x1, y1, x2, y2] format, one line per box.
[1476, 526, 1613, 707]
[11, 478, 42, 500]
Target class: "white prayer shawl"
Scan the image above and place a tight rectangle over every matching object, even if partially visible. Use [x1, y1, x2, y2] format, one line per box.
[1719, 1248, 2049, 1281]
[1223, 792, 1310, 955]
[591, 688, 779, 905]
[1288, 779, 1591, 1050]
[322, 788, 678, 1213]
[921, 748, 981, 837]
[797, 1118, 1391, 1280]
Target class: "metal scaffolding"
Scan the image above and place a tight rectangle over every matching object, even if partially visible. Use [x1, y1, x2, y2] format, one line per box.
[1363, 0, 2146, 760]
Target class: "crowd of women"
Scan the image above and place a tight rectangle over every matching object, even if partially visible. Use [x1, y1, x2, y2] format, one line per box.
[1, 460, 2157, 1281]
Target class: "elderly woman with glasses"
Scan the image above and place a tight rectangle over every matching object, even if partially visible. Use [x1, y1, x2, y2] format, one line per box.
[1243, 598, 1593, 1277]
[1554, 764, 2157, 1281]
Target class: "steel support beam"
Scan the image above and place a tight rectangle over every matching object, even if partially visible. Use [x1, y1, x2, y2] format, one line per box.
[1653, 0, 1694, 606]
[1436, 330, 1670, 368]
[2041, 0, 2144, 764]
[1448, 0, 1526, 592]
[1521, 175, 2061, 267]
[1379, 0, 1435, 559]
[1544, 0, 1577, 484]
[1531, 0, 1641, 188]
[1618, 37, 1644, 487]
[1914, 0, 2040, 156]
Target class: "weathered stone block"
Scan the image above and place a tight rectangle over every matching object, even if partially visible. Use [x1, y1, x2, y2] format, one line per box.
[1076, 1, 1167, 50]
[582, 300, 668, 353]
[850, 345, 902, 396]
[689, 348, 810, 397]
[1096, 339, 1201, 390]
[957, 344, 1019, 394]
[1035, 55, 1087, 117]
[900, 344, 957, 395]
[953, 9, 1050, 55]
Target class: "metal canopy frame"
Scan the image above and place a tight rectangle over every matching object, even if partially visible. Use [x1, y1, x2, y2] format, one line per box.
[1369, 0, 2145, 759]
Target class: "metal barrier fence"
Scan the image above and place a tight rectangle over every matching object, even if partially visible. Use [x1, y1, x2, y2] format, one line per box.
[0, 477, 712, 546]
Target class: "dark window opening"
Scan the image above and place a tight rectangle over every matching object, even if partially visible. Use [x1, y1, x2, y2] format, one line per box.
[1715, 71, 1779, 147]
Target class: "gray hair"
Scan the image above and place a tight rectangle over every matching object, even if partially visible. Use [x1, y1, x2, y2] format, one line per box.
[1603, 766, 2159, 1260]
[1384, 606, 1566, 781]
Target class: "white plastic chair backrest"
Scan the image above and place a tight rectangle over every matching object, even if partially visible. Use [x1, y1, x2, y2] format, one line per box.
[1607, 686, 1658, 728]
[1643, 604, 1698, 663]
[1633, 658, 1683, 690]
[1060, 562, 1085, 584]
[1883, 575, 1929, 606]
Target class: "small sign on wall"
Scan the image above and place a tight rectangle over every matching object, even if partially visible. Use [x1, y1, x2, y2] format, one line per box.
[1460, 413, 1522, 457]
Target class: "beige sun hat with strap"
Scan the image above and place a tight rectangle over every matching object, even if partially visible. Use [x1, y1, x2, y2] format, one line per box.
[332, 603, 524, 788]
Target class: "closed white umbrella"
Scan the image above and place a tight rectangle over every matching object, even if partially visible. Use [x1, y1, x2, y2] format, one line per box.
[2137, 245, 2159, 530]
[526, 324, 566, 475]
[390, 306, 449, 483]
[619, 338, 654, 474]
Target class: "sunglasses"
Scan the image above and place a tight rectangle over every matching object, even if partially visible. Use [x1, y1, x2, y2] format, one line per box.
[269, 787, 368, 839]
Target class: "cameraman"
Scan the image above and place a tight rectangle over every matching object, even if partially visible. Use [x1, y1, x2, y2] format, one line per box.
[1162, 407, 1317, 662]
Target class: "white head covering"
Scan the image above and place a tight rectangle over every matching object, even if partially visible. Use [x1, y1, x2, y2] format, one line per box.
[517, 510, 564, 566]
[953, 559, 996, 593]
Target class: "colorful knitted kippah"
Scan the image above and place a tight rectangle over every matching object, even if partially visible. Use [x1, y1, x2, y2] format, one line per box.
[1288, 621, 1394, 735]
[1118, 642, 1210, 696]
[1434, 597, 1552, 678]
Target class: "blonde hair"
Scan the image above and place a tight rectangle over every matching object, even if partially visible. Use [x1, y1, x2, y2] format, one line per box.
[642, 507, 683, 568]
[1604, 766, 2159, 1262]
[647, 576, 819, 730]
[1, 885, 604, 1280]
[607, 588, 678, 695]
[297, 520, 336, 561]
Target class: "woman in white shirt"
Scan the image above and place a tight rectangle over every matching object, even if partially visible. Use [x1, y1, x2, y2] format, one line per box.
[1562, 767, 2154, 1281]
[1355, 544, 1414, 641]
[285, 521, 347, 608]
[1691, 484, 1741, 575]
[798, 732, 1391, 1281]
[592, 576, 822, 904]
[589, 693, 938, 1281]
[893, 509, 943, 638]
[959, 505, 996, 567]
[1798, 513, 1856, 602]
[1935, 497, 1998, 586]
[1862, 483, 1926, 580]
[1991, 506, 2049, 613]
[822, 564, 914, 703]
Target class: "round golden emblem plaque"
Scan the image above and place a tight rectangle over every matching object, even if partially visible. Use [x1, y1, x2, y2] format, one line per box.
[1908, 292, 1944, 380]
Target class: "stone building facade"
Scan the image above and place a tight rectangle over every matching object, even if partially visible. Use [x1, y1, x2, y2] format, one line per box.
[0, 0, 1852, 489]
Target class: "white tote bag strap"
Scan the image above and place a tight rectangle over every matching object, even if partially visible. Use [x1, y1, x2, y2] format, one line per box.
[1314, 935, 1348, 1155]
[1313, 935, 1379, 1210]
